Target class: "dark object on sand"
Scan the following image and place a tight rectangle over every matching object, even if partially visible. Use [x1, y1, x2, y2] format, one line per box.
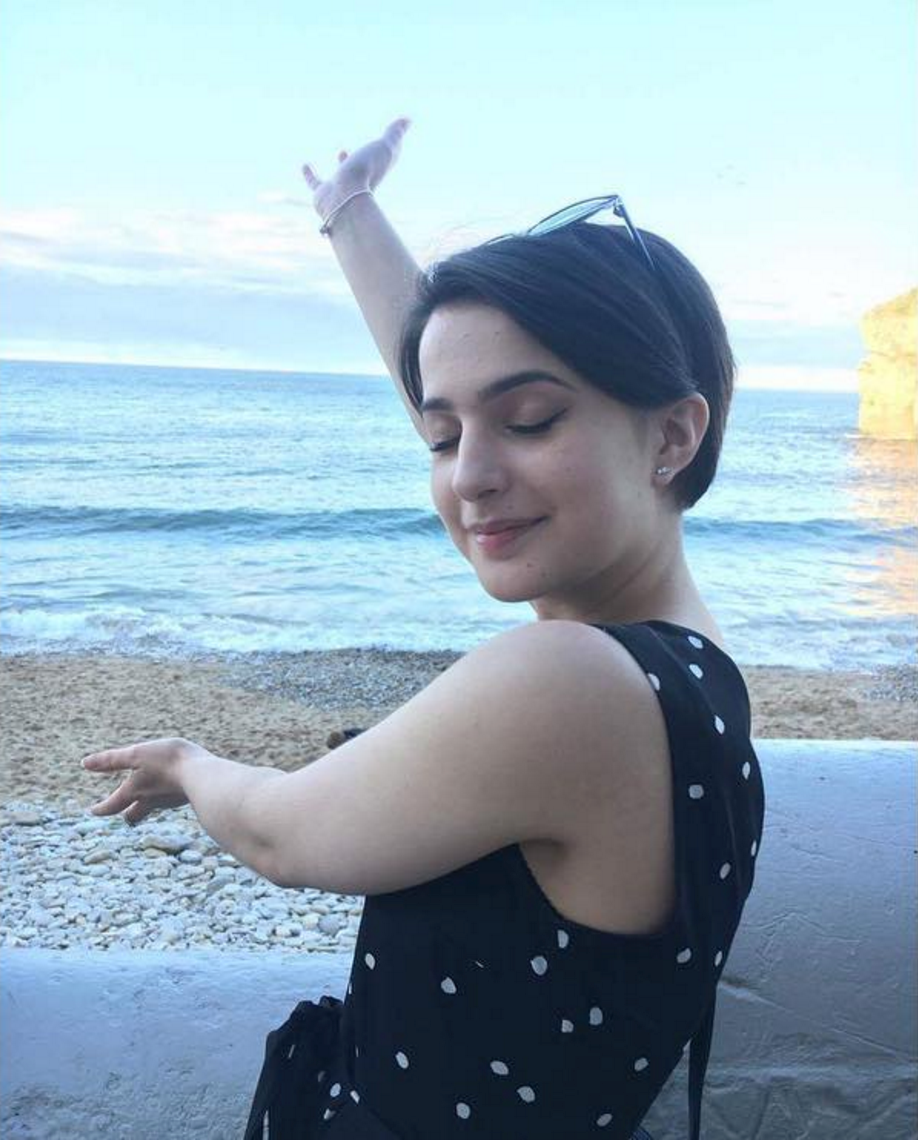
[326, 726, 367, 750]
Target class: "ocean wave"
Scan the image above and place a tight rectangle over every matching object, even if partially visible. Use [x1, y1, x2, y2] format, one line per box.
[0, 504, 444, 540]
[2, 502, 914, 548]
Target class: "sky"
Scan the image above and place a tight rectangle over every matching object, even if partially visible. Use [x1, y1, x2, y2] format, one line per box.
[0, 0, 915, 391]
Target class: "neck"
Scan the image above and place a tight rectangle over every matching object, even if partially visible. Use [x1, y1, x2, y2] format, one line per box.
[529, 520, 705, 628]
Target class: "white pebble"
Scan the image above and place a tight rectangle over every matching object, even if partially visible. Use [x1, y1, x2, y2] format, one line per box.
[0, 800, 365, 952]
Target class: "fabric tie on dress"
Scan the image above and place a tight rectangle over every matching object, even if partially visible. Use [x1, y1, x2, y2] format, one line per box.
[242, 994, 344, 1140]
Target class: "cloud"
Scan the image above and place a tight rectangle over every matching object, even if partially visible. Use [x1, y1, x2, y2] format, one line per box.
[727, 315, 864, 369]
[0, 201, 350, 295]
[0, 259, 384, 374]
[714, 255, 910, 328]
[736, 365, 860, 392]
[0, 200, 890, 377]
[256, 190, 311, 208]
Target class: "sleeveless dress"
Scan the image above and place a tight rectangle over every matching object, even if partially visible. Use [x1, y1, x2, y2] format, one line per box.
[243, 620, 766, 1140]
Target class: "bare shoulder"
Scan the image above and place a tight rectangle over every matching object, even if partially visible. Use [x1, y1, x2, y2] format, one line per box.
[477, 619, 666, 734]
[484, 618, 664, 709]
[467, 618, 656, 714]
[476, 620, 672, 819]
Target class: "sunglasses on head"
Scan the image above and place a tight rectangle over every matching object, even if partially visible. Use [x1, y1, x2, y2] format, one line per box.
[525, 194, 656, 274]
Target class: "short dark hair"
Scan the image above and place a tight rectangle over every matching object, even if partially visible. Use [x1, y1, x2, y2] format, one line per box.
[396, 222, 736, 511]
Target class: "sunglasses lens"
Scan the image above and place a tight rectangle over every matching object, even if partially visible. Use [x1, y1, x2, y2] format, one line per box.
[528, 199, 611, 235]
[525, 196, 654, 273]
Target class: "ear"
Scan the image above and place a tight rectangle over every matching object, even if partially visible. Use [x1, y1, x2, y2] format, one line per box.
[656, 393, 710, 472]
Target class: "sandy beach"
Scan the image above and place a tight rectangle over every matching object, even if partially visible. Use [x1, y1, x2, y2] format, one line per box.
[1, 648, 915, 812]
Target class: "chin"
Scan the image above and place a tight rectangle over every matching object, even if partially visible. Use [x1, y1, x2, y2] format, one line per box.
[474, 569, 542, 605]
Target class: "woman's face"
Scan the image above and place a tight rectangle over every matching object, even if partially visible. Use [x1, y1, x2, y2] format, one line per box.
[417, 302, 685, 622]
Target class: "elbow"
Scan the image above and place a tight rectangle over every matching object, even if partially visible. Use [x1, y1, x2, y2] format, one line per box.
[257, 845, 290, 888]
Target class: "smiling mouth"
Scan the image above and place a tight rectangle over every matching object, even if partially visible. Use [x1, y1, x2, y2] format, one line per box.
[473, 517, 547, 552]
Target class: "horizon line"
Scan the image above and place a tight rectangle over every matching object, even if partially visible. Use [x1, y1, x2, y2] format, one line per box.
[0, 355, 862, 393]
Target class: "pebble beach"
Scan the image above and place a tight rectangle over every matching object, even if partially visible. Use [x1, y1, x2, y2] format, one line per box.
[2, 646, 916, 954]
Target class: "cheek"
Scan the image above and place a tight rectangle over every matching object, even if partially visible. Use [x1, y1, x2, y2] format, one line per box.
[430, 469, 463, 534]
[430, 465, 448, 511]
[552, 454, 608, 509]
[552, 456, 632, 538]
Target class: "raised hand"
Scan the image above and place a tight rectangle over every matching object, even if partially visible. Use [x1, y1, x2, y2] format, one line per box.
[302, 116, 412, 224]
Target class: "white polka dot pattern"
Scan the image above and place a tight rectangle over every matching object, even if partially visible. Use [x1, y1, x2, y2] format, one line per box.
[336, 620, 763, 1137]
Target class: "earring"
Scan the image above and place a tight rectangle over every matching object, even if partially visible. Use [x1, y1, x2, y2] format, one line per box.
[655, 466, 672, 476]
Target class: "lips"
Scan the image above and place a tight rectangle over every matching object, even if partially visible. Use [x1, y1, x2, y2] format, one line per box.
[473, 517, 546, 552]
[471, 517, 545, 535]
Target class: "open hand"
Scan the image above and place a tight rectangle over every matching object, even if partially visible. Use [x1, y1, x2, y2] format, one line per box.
[81, 736, 208, 826]
[302, 116, 412, 223]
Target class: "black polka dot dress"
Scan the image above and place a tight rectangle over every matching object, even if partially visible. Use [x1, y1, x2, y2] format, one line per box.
[309, 621, 766, 1140]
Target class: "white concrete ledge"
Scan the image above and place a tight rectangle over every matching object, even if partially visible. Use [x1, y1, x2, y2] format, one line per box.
[2, 740, 916, 1140]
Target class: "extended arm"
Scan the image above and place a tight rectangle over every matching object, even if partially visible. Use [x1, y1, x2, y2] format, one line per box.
[179, 750, 288, 882]
[324, 193, 426, 441]
[303, 118, 428, 442]
[82, 738, 288, 884]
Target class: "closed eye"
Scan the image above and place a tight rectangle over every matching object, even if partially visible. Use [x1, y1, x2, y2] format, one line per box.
[428, 412, 566, 454]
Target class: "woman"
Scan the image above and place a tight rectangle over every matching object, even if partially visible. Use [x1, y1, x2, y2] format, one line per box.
[239, 118, 763, 1140]
[80, 118, 761, 1139]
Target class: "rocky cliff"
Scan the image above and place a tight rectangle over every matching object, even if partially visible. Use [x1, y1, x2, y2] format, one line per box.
[857, 288, 917, 440]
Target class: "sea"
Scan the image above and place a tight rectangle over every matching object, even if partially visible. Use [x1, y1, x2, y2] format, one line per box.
[1, 359, 915, 672]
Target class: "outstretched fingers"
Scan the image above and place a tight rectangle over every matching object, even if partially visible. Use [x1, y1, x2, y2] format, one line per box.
[90, 788, 130, 816]
[303, 117, 410, 186]
[82, 745, 137, 771]
[383, 117, 411, 145]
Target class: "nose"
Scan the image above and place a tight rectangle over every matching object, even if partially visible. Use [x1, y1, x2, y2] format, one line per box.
[448, 431, 509, 503]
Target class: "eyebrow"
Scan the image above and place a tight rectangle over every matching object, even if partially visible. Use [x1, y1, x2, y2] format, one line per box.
[419, 370, 576, 414]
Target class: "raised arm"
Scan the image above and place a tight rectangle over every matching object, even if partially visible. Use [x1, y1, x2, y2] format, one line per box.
[302, 118, 428, 443]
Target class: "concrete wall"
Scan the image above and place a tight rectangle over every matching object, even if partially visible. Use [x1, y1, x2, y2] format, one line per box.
[2, 739, 916, 1140]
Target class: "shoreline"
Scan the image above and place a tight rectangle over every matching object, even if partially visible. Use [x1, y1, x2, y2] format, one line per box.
[1, 647, 915, 812]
